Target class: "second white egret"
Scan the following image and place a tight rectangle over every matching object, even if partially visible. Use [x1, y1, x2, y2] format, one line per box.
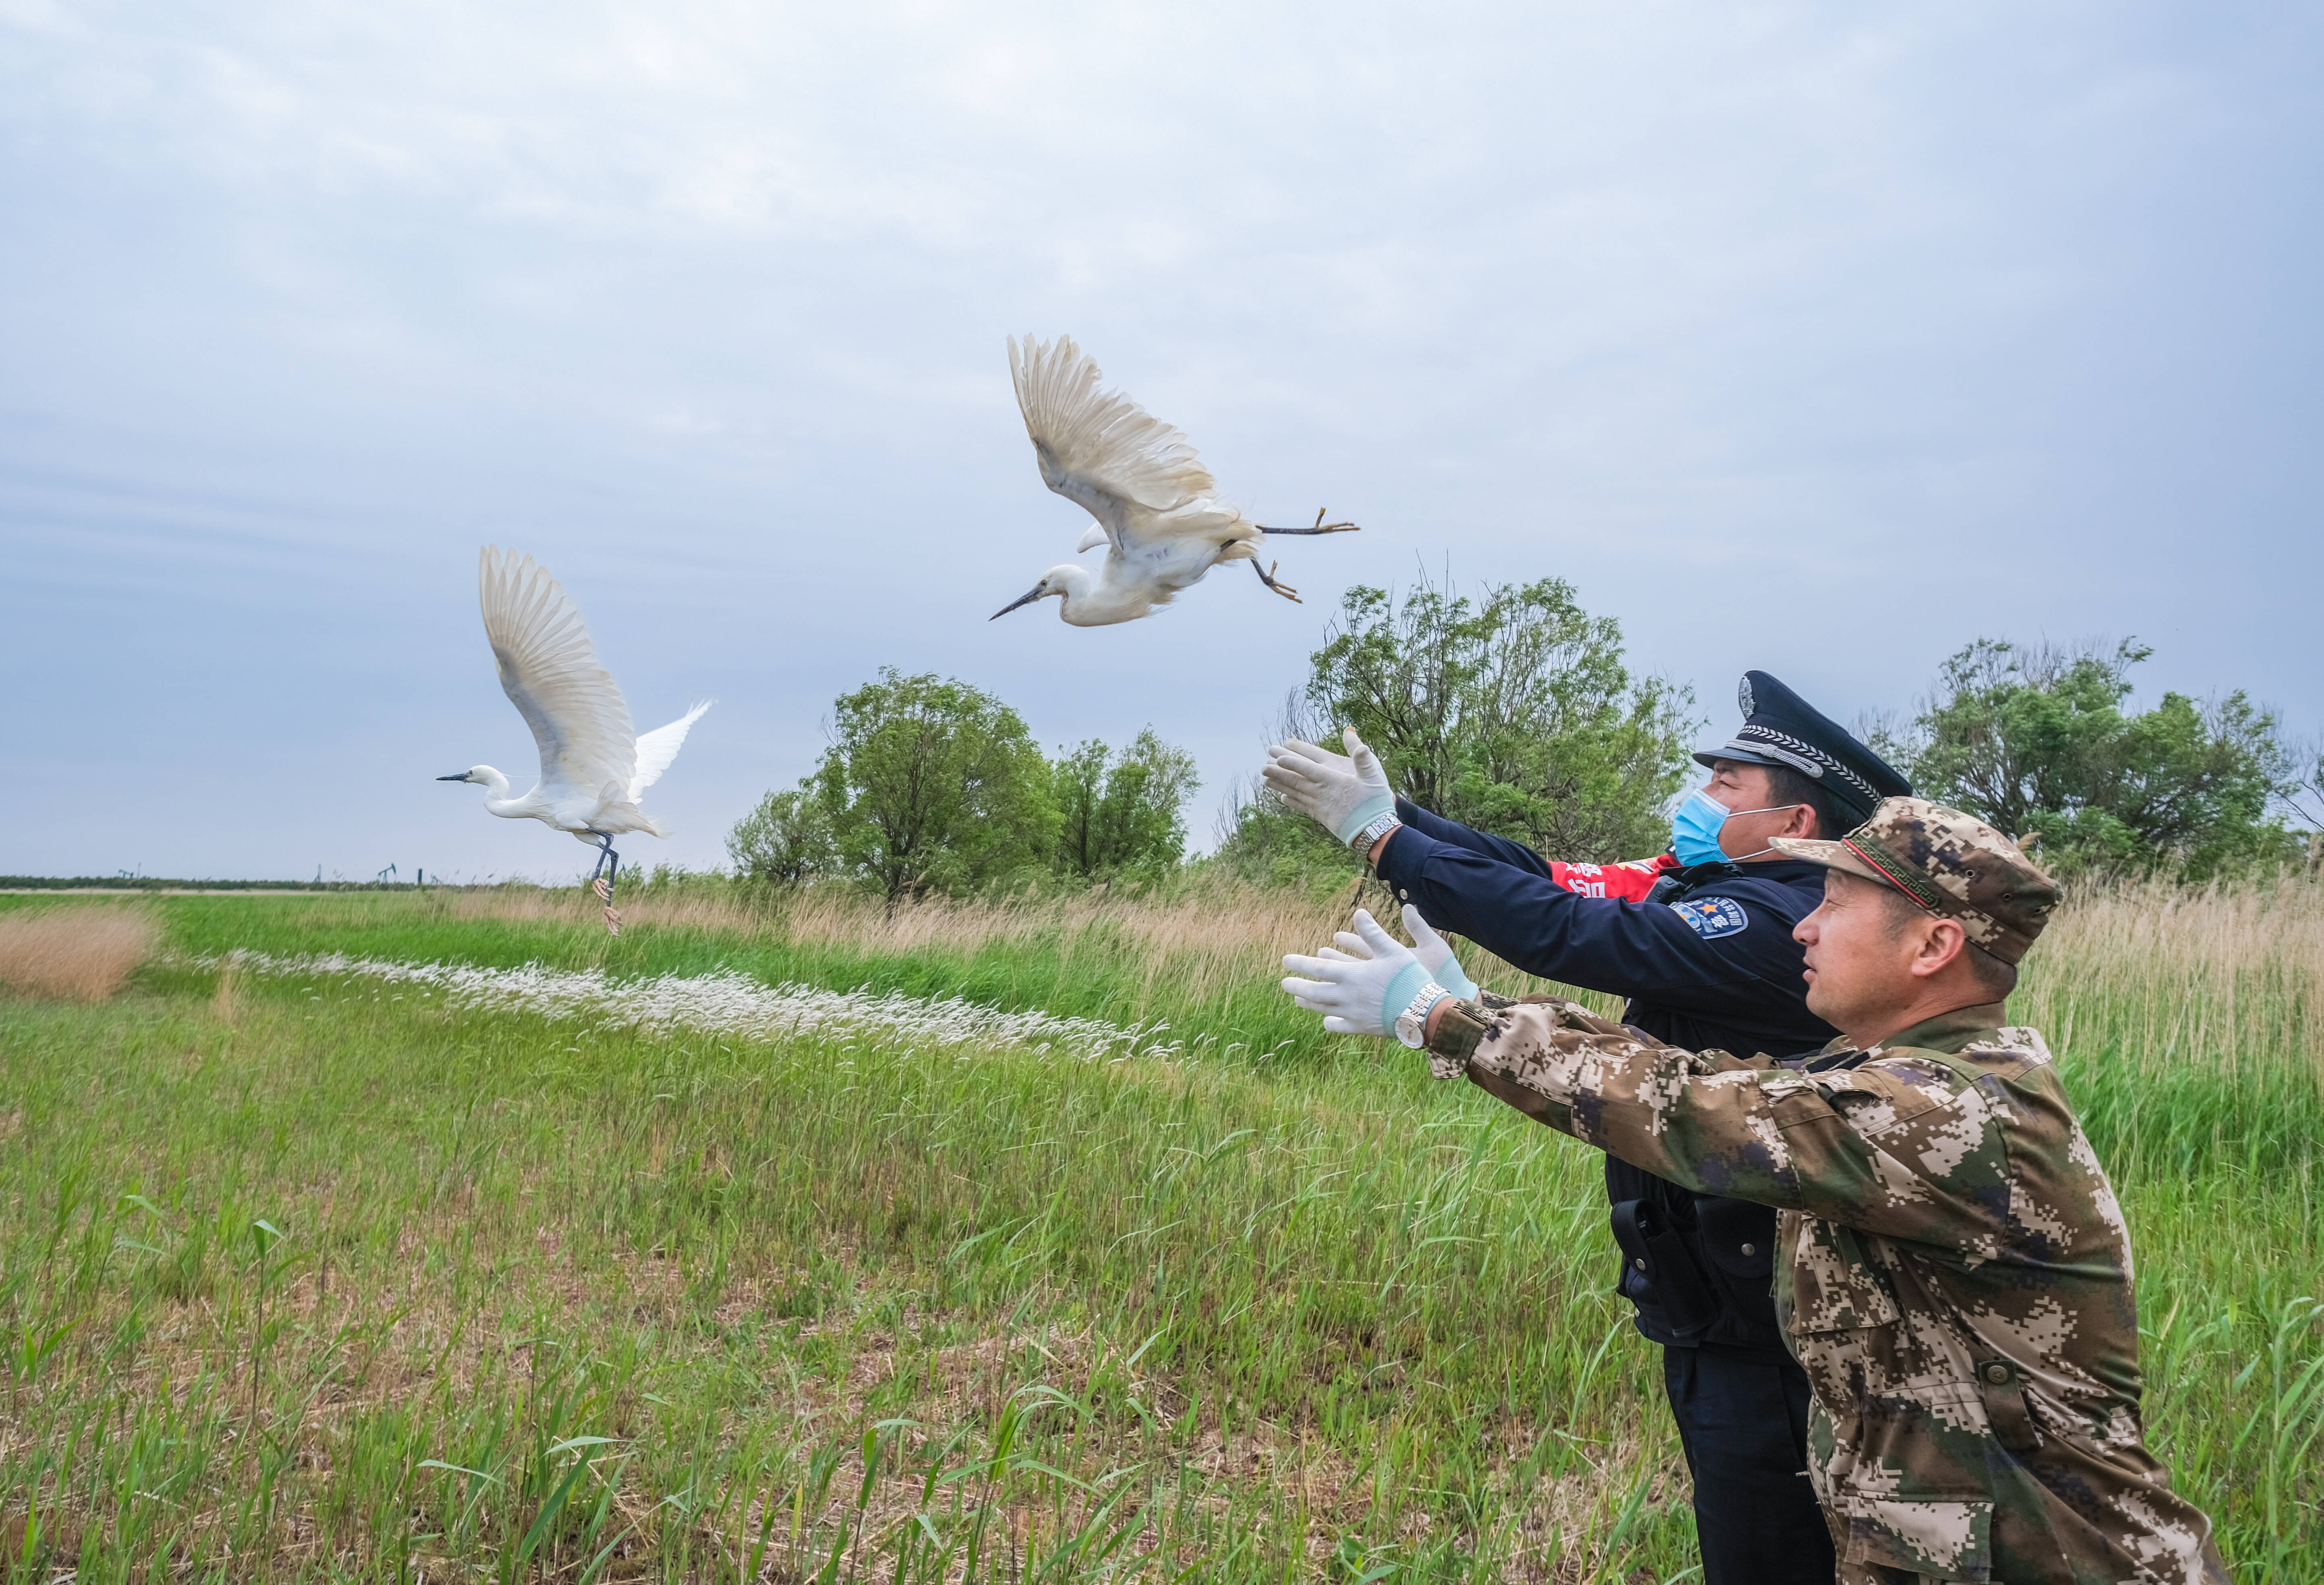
[991, 335, 1359, 627]
[438, 545, 709, 925]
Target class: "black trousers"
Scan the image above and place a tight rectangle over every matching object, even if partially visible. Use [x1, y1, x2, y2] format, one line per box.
[1661, 1342, 1835, 1585]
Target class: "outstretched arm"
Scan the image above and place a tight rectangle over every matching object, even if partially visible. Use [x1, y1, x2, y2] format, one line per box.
[1393, 802, 1679, 899]
[1422, 994, 2012, 1249]
[1267, 731, 1677, 898]
[1374, 823, 1780, 1011]
[1390, 800, 1552, 872]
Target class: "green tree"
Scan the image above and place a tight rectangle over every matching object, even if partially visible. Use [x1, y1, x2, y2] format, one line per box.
[813, 669, 1058, 903]
[1303, 571, 1697, 858]
[1052, 728, 1200, 881]
[1206, 694, 1380, 890]
[2278, 733, 2324, 827]
[1893, 638, 2296, 879]
[2281, 735, 2324, 873]
[725, 785, 833, 886]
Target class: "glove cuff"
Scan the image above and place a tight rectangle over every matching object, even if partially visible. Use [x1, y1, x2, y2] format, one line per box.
[1434, 955, 1480, 1003]
[1332, 791, 1397, 847]
[1377, 960, 1434, 1038]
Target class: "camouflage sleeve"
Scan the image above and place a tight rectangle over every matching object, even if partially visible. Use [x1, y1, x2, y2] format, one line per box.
[1428, 995, 2017, 1247]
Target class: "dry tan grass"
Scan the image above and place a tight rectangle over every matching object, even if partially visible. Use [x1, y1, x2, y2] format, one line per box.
[211, 956, 241, 1024]
[442, 869, 2324, 1077]
[448, 876, 1634, 1011]
[452, 879, 1383, 1015]
[0, 903, 160, 1002]
[2021, 874, 2324, 1079]
[455, 878, 1352, 955]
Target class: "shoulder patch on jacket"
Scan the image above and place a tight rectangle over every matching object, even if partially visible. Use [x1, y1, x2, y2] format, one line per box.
[1671, 896, 1749, 938]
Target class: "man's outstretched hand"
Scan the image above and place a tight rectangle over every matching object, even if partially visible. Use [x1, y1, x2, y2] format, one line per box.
[1263, 728, 1395, 846]
[1281, 908, 1434, 1038]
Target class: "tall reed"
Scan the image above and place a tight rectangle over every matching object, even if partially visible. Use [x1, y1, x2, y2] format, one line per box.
[0, 902, 159, 1002]
[2021, 874, 2324, 1080]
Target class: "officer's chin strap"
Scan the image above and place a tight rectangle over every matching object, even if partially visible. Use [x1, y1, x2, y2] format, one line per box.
[1725, 802, 1808, 862]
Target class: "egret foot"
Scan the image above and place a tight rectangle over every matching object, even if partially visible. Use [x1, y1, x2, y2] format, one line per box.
[1253, 559, 1303, 603]
[1256, 507, 1360, 535]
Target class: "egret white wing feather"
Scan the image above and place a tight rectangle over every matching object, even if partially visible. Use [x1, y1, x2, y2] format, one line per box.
[478, 546, 637, 801]
[1010, 335, 1218, 551]
[630, 701, 711, 800]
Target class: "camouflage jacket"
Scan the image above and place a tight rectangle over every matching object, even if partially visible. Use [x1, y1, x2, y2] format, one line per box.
[1426, 994, 2230, 1585]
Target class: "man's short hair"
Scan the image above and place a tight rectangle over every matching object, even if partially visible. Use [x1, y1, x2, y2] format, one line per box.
[1760, 763, 1839, 842]
[1966, 947, 2020, 1001]
[1867, 877, 2020, 1001]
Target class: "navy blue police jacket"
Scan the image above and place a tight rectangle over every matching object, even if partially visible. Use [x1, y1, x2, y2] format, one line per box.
[1375, 799, 1837, 1352]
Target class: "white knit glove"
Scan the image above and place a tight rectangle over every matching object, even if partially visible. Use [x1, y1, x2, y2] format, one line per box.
[1262, 729, 1396, 845]
[1403, 905, 1479, 1001]
[1281, 909, 1439, 1038]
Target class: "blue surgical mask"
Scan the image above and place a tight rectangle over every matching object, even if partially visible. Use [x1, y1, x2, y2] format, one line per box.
[1669, 790, 1802, 868]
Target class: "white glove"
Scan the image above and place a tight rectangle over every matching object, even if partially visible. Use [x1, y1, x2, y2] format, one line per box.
[1281, 909, 1438, 1037]
[1403, 905, 1479, 1002]
[1261, 729, 1396, 846]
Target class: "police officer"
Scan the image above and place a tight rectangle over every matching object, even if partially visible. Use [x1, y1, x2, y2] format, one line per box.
[1263, 673, 1910, 1585]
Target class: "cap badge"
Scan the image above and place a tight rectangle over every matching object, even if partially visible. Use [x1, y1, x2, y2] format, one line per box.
[1738, 676, 1756, 717]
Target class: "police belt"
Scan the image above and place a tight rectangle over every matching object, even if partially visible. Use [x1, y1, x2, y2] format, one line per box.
[1608, 1193, 1780, 1347]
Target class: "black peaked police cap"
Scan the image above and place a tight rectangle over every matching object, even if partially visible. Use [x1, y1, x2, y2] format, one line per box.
[1693, 670, 1912, 827]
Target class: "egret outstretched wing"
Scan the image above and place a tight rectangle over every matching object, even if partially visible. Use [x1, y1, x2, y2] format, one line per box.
[1010, 335, 1219, 551]
[478, 546, 637, 802]
[630, 701, 711, 801]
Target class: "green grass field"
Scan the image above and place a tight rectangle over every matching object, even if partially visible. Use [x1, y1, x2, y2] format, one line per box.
[0, 885, 2317, 1581]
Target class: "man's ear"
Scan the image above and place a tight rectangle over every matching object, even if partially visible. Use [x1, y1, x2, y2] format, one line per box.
[1910, 918, 1970, 979]
[1783, 802, 1821, 841]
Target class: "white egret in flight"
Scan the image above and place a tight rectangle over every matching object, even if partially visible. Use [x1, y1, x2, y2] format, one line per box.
[438, 547, 709, 921]
[991, 335, 1358, 626]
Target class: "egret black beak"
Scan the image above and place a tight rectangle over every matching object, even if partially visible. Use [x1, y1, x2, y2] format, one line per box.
[990, 586, 1045, 620]
[437, 773, 469, 782]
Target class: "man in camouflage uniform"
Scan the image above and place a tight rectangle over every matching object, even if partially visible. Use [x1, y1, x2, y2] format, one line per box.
[1282, 799, 2229, 1584]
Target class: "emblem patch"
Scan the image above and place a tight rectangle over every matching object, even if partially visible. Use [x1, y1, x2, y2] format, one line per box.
[1673, 897, 1749, 939]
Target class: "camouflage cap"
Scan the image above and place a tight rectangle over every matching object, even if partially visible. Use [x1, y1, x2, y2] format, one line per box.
[1771, 796, 2061, 964]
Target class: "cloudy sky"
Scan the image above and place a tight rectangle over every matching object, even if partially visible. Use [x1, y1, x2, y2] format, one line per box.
[6, 1, 2318, 881]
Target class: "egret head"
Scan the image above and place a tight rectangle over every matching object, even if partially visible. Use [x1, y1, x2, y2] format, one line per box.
[989, 565, 1088, 621]
[437, 767, 489, 786]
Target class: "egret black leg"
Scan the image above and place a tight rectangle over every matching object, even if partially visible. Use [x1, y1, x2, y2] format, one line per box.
[582, 828, 615, 883]
[1252, 559, 1303, 603]
[1255, 507, 1360, 535]
[582, 827, 624, 936]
